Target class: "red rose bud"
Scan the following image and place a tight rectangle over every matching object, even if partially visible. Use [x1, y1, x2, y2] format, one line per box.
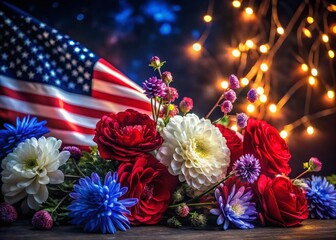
[32, 210, 53, 230]
[176, 204, 190, 217]
[303, 157, 322, 172]
[0, 203, 18, 225]
[162, 71, 173, 84]
[179, 97, 193, 114]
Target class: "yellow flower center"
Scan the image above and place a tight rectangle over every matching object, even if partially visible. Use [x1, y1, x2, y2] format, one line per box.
[231, 202, 245, 216]
[23, 158, 38, 170]
[195, 141, 208, 158]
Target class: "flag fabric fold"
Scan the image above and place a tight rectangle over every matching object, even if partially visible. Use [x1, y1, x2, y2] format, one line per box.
[0, 1, 151, 149]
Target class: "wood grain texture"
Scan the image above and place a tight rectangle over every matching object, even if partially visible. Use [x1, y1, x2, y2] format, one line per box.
[0, 219, 335, 239]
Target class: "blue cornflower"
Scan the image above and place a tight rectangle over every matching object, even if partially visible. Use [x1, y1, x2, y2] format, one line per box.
[68, 172, 138, 234]
[305, 175, 336, 219]
[0, 115, 49, 158]
[233, 154, 261, 183]
[210, 184, 257, 230]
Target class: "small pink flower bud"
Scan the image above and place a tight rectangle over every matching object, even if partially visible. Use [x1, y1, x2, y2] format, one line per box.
[179, 97, 194, 113]
[229, 74, 240, 89]
[224, 89, 237, 103]
[32, 210, 53, 230]
[176, 204, 190, 217]
[0, 203, 18, 225]
[162, 71, 173, 84]
[308, 157, 322, 172]
[150, 56, 160, 67]
[221, 100, 233, 114]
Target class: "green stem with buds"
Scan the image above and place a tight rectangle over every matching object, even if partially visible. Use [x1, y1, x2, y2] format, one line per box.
[205, 93, 225, 119]
[168, 202, 216, 209]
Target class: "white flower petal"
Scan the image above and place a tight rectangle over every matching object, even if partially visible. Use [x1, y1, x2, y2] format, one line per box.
[48, 170, 64, 184]
[26, 178, 40, 194]
[58, 151, 70, 166]
[27, 194, 40, 210]
[34, 184, 48, 204]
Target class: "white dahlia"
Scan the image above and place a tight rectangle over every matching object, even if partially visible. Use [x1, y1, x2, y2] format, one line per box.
[1, 137, 70, 210]
[157, 114, 230, 190]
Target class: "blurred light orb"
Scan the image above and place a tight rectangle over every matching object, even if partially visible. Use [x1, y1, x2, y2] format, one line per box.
[232, 48, 241, 57]
[327, 90, 335, 99]
[259, 44, 268, 53]
[280, 130, 288, 139]
[311, 68, 318, 76]
[260, 63, 269, 72]
[307, 126, 314, 135]
[328, 50, 335, 59]
[306, 16, 314, 24]
[301, 63, 309, 72]
[246, 39, 254, 48]
[269, 104, 277, 113]
[203, 15, 212, 23]
[192, 42, 202, 52]
[241, 77, 249, 86]
[260, 94, 267, 103]
[322, 34, 329, 43]
[303, 28, 312, 38]
[231, 124, 238, 131]
[277, 27, 284, 35]
[308, 76, 316, 86]
[221, 80, 229, 89]
[245, 7, 253, 15]
[256, 86, 264, 95]
[232, 1, 241, 8]
[247, 104, 255, 113]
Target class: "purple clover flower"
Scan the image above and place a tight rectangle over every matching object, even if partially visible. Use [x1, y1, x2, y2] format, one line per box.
[221, 100, 233, 114]
[143, 77, 167, 99]
[233, 154, 261, 183]
[224, 89, 237, 103]
[247, 89, 258, 103]
[229, 75, 240, 89]
[236, 113, 248, 128]
[63, 146, 82, 161]
[210, 184, 257, 230]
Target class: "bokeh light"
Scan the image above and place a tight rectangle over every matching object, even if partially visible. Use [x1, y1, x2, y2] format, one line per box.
[192, 42, 202, 52]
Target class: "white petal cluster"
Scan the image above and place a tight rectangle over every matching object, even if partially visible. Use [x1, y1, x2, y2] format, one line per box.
[157, 114, 230, 190]
[1, 137, 70, 209]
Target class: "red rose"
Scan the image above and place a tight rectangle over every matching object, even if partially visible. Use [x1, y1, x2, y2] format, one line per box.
[93, 109, 163, 161]
[118, 154, 177, 225]
[243, 118, 291, 177]
[256, 175, 308, 227]
[215, 124, 243, 173]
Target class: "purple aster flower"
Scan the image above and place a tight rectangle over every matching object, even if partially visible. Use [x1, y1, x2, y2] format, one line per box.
[224, 89, 237, 103]
[221, 100, 233, 114]
[229, 74, 240, 89]
[247, 89, 258, 103]
[305, 175, 336, 219]
[236, 113, 248, 128]
[210, 184, 257, 230]
[68, 172, 138, 234]
[142, 76, 167, 99]
[63, 146, 82, 161]
[233, 154, 261, 183]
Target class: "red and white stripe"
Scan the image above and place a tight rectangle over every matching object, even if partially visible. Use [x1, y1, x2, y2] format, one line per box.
[0, 59, 151, 149]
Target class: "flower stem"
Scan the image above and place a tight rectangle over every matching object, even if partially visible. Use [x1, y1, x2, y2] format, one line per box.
[169, 202, 215, 209]
[292, 169, 310, 182]
[64, 174, 81, 179]
[151, 98, 156, 122]
[72, 158, 85, 178]
[186, 173, 234, 204]
[51, 195, 68, 215]
[205, 94, 224, 119]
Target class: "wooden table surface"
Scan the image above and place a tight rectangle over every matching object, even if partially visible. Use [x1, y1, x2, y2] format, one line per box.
[1, 219, 335, 239]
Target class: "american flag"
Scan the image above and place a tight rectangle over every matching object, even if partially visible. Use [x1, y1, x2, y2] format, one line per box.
[0, 2, 151, 149]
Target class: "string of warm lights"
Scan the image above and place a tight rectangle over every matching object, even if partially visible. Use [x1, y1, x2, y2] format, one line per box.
[189, 0, 335, 140]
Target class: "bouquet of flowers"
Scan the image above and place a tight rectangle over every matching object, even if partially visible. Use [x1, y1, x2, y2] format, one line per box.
[1, 57, 335, 233]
